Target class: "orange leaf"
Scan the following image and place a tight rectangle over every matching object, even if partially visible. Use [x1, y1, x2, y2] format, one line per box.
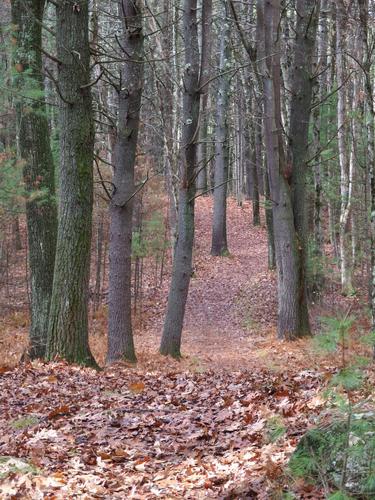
[129, 381, 145, 393]
[47, 405, 70, 419]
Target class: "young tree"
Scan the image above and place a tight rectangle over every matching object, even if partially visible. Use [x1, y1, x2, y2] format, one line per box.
[107, 0, 144, 364]
[47, 0, 96, 366]
[159, 0, 201, 357]
[11, 0, 57, 359]
[336, 0, 354, 295]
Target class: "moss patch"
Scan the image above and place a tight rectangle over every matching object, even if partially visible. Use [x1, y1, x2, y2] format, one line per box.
[9, 415, 40, 430]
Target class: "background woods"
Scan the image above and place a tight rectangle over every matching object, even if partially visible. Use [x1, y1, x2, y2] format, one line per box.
[2, 0, 375, 498]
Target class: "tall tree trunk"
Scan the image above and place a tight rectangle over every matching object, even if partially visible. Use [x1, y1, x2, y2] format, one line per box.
[211, 5, 231, 256]
[160, 0, 201, 358]
[288, 0, 320, 326]
[310, 0, 329, 297]
[264, 162, 276, 270]
[196, 0, 212, 195]
[251, 111, 261, 226]
[107, 0, 144, 364]
[157, 0, 179, 253]
[11, 0, 57, 359]
[261, 0, 319, 339]
[47, 0, 96, 366]
[358, 0, 375, 353]
[336, 0, 354, 295]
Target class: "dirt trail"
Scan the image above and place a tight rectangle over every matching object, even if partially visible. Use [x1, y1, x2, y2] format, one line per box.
[138, 197, 281, 371]
[139, 196, 348, 374]
[1, 195, 332, 371]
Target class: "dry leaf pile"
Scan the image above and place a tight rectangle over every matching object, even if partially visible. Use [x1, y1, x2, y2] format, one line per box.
[0, 361, 325, 498]
[0, 197, 367, 498]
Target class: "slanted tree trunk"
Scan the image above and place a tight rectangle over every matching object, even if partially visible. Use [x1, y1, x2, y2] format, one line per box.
[107, 0, 144, 364]
[11, 0, 57, 359]
[211, 5, 231, 256]
[47, 0, 96, 366]
[160, 0, 201, 358]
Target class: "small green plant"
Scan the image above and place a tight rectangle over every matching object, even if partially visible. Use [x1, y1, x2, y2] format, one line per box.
[265, 416, 286, 444]
[10, 415, 39, 429]
[289, 311, 375, 498]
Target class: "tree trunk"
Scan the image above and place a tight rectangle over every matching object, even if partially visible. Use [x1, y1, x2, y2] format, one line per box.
[211, 5, 231, 256]
[196, 0, 212, 195]
[336, 0, 354, 296]
[287, 0, 320, 326]
[160, 0, 201, 358]
[93, 211, 104, 312]
[310, 0, 329, 297]
[264, 162, 276, 270]
[251, 115, 261, 226]
[261, 0, 318, 339]
[47, 0, 96, 366]
[107, 0, 144, 364]
[357, 0, 375, 353]
[11, 0, 57, 359]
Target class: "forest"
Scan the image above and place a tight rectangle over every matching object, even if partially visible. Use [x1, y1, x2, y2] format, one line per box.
[1, 0, 375, 498]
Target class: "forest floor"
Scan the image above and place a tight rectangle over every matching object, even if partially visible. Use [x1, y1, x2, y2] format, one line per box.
[0, 198, 373, 498]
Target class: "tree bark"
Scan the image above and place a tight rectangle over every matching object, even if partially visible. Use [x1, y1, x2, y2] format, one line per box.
[336, 0, 354, 295]
[287, 0, 320, 326]
[160, 0, 201, 358]
[196, 0, 212, 195]
[211, 4, 231, 256]
[261, 0, 319, 339]
[47, 0, 96, 366]
[357, 0, 375, 353]
[310, 0, 329, 297]
[11, 0, 57, 359]
[107, 0, 144, 364]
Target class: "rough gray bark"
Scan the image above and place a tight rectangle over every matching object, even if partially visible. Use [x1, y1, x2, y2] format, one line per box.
[47, 0, 96, 366]
[310, 0, 329, 297]
[160, 0, 201, 358]
[357, 0, 375, 353]
[287, 0, 320, 328]
[107, 0, 144, 364]
[263, 162, 276, 270]
[196, 0, 212, 194]
[11, 0, 57, 359]
[211, 5, 231, 256]
[254, 0, 275, 267]
[157, 0, 179, 252]
[262, 0, 319, 339]
[251, 108, 261, 226]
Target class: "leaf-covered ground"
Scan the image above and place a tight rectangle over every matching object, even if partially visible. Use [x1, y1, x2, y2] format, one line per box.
[0, 361, 327, 498]
[0, 198, 371, 498]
